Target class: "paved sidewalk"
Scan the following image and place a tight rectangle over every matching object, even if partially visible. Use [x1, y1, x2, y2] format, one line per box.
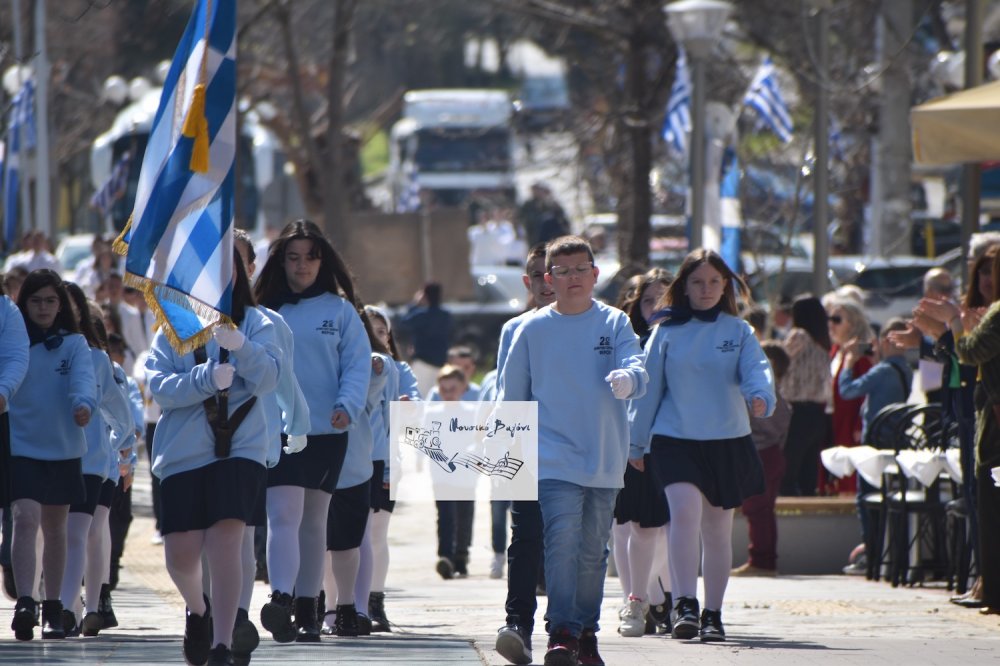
[0, 462, 997, 664]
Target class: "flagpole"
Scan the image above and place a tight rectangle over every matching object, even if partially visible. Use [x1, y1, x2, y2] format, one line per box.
[12, 0, 32, 241]
[813, 3, 830, 296]
[33, 0, 51, 238]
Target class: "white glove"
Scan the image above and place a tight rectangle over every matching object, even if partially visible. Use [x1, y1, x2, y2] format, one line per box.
[213, 324, 245, 351]
[212, 362, 235, 390]
[605, 369, 634, 399]
[283, 434, 308, 455]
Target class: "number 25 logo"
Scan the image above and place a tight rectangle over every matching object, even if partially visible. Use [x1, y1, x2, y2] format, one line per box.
[599, 336, 610, 346]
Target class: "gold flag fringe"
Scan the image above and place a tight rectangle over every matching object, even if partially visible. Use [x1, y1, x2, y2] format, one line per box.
[123, 271, 232, 355]
[112, 215, 133, 257]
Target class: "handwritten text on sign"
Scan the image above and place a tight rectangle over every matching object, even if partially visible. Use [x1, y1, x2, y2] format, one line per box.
[389, 401, 538, 501]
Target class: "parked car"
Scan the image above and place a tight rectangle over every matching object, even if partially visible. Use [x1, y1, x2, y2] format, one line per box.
[54, 233, 96, 274]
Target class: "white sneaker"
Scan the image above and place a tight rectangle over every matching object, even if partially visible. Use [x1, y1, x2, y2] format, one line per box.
[150, 531, 164, 545]
[618, 596, 648, 637]
[490, 552, 505, 579]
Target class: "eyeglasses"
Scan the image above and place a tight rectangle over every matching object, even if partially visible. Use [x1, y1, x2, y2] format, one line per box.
[828, 315, 843, 325]
[549, 263, 594, 278]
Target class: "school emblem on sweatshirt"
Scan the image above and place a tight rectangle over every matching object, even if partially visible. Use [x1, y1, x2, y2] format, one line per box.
[56, 359, 70, 376]
[716, 339, 738, 353]
[593, 335, 613, 356]
[316, 319, 339, 336]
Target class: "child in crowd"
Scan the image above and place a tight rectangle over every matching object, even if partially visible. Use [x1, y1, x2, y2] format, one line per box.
[500, 236, 647, 666]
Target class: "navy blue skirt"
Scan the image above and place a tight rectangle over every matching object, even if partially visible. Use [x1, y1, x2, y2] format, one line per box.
[160, 457, 267, 535]
[267, 433, 348, 493]
[10, 456, 85, 506]
[97, 478, 116, 508]
[69, 474, 104, 515]
[650, 434, 764, 510]
[614, 456, 670, 527]
[370, 461, 395, 514]
[327, 478, 371, 552]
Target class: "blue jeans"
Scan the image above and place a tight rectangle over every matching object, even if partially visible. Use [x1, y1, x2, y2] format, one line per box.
[538, 480, 617, 637]
[491, 500, 510, 554]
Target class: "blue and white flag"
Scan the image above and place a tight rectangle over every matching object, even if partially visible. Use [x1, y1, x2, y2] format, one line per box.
[661, 48, 692, 156]
[719, 146, 741, 270]
[3, 79, 36, 252]
[742, 57, 793, 143]
[396, 163, 421, 213]
[90, 151, 131, 217]
[114, 0, 236, 352]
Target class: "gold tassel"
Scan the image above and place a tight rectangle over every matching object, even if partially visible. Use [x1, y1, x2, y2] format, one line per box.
[112, 214, 133, 256]
[182, 83, 210, 173]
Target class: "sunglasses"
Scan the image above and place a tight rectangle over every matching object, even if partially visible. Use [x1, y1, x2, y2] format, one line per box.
[828, 315, 843, 325]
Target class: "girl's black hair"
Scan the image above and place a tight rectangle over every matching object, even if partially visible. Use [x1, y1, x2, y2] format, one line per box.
[253, 219, 361, 310]
[17, 269, 80, 334]
[64, 281, 105, 351]
[230, 244, 255, 325]
[90, 313, 110, 352]
[365, 306, 400, 360]
[791, 295, 832, 351]
[622, 268, 673, 337]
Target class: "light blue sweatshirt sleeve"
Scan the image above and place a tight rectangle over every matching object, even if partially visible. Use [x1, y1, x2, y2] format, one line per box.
[124, 374, 144, 439]
[495, 313, 528, 379]
[737, 323, 776, 416]
[497, 323, 531, 402]
[395, 361, 421, 400]
[145, 333, 220, 409]
[613, 315, 648, 400]
[98, 355, 135, 448]
[68, 335, 98, 415]
[333, 306, 374, 428]
[228, 322, 280, 397]
[0, 297, 29, 404]
[629, 325, 667, 459]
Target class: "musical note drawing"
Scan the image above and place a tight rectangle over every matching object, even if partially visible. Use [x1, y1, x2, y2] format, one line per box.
[402, 423, 523, 479]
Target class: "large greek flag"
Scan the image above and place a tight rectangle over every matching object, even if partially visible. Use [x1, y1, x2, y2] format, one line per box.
[3, 79, 36, 252]
[661, 48, 692, 156]
[115, 0, 236, 352]
[743, 57, 793, 143]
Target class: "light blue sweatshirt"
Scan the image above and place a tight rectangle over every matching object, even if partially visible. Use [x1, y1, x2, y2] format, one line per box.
[108, 369, 143, 483]
[628, 312, 776, 459]
[81, 349, 135, 478]
[146, 307, 280, 480]
[276, 292, 371, 435]
[10, 332, 97, 461]
[257, 306, 311, 467]
[499, 300, 648, 488]
[496, 310, 533, 379]
[396, 360, 421, 400]
[0, 297, 29, 406]
[338, 353, 392, 489]
[371, 357, 399, 464]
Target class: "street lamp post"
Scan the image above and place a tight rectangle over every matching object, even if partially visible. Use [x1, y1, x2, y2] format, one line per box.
[664, 0, 733, 251]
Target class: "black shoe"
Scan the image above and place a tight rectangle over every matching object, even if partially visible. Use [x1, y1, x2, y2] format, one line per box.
[495, 623, 532, 665]
[453, 556, 469, 578]
[436, 557, 454, 580]
[183, 599, 212, 666]
[699, 608, 725, 642]
[670, 596, 699, 640]
[98, 584, 118, 628]
[368, 591, 391, 632]
[207, 643, 234, 666]
[41, 600, 65, 639]
[320, 611, 337, 636]
[543, 629, 579, 666]
[253, 563, 269, 584]
[334, 603, 359, 637]
[81, 611, 103, 637]
[11, 596, 37, 641]
[648, 592, 672, 635]
[357, 612, 372, 636]
[259, 591, 296, 643]
[578, 627, 604, 666]
[294, 596, 321, 643]
[2, 565, 16, 601]
[61, 608, 80, 638]
[231, 608, 259, 666]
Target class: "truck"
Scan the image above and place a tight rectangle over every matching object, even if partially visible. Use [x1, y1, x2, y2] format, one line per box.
[388, 89, 517, 211]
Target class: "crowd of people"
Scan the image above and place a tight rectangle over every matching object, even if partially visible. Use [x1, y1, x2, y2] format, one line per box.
[0, 221, 997, 666]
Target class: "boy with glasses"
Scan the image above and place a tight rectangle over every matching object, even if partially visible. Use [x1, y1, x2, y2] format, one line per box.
[499, 236, 647, 666]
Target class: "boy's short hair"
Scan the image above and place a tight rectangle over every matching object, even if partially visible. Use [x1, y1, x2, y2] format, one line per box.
[760, 340, 790, 383]
[436, 364, 467, 385]
[545, 236, 594, 272]
[742, 305, 767, 334]
[447, 345, 477, 362]
[526, 243, 548, 267]
[880, 317, 909, 338]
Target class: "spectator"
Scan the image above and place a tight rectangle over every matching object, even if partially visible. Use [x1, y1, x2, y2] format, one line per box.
[518, 182, 570, 248]
[398, 283, 452, 396]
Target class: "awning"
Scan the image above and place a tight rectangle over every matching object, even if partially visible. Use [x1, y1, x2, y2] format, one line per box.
[911, 80, 1000, 165]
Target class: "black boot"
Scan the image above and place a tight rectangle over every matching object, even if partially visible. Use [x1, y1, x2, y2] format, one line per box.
[207, 643, 234, 665]
[369, 591, 391, 632]
[183, 598, 212, 666]
[231, 608, 259, 666]
[41, 600, 65, 639]
[294, 596, 320, 643]
[11, 596, 37, 641]
[259, 590, 296, 643]
[334, 603, 359, 637]
[98, 583, 118, 628]
[61, 608, 80, 637]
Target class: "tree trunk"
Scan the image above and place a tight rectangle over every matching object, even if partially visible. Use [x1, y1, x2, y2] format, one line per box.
[325, 0, 357, 252]
[618, 21, 651, 270]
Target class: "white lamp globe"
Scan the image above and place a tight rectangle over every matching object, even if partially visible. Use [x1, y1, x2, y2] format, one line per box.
[102, 75, 128, 105]
[128, 76, 152, 102]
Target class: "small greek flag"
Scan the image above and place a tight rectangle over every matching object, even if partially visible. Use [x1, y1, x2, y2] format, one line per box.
[114, 0, 236, 352]
[742, 57, 793, 143]
[3, 79, 36, 252]
[661, 48, 692, 156]
[396, 163, 421, 213]
[719, 146, 741, 270]
[90, 151, 131, 217]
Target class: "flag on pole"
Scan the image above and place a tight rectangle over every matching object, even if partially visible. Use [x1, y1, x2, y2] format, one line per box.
[90, 151, 131, 217]
[719, 146, 741, 270]
[396, 163, 421, 213]
[3, 79, 36, 252]
[114, 0, 236, 352]
[742, 57, 793, 143]
[661, 48, 692, 156]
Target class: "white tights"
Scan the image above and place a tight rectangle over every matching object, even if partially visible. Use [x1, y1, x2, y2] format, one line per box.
[266, 486, 330, 597]
[368, 510, 392, 593]
[612, 521, 665, 603]
[664, 483, 733, 610]
[86, 506, 111, 615]
[12, 499, 68, 601]
[60, 512, 94, 620]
